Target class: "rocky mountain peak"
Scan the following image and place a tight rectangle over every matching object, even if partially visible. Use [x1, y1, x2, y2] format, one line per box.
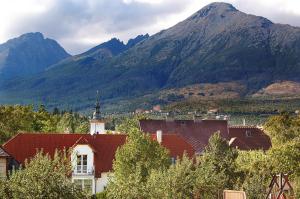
[0, 32, 70, 79]
[126, 34, 149, 48]
[192, 2, 237, 19]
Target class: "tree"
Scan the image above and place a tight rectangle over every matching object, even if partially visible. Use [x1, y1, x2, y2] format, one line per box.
[194, 132, 238, 198]
[106, 127, 170, 199]
[146, 154, 195, 199]
[235, 150, 271, 199]
[264, 113, 300, 146]
[264, 114, 300, 198]
[0, 151, 87, 199]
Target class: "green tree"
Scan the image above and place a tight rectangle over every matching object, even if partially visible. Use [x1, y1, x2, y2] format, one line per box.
[146, 154, 195, 199]
[0, 151, 87, 199]
[194, 132, 238, 198]
[115, 117, 140, 133]
[107, 127, 170, 199]
[264, 113, 300, 146]
[235, 150, 271, 199]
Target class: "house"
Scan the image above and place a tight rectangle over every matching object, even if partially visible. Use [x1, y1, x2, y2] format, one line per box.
[2, 132, 194, 194]
[0, 146, 18, 179]
[139, 119, 271, 153]
[228, 126, 271, 150]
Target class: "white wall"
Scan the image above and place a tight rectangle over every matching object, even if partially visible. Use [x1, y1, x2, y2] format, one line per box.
[90, 122, 105, 135]
[95, 172, 110, 193]
[71, 145, 94, 174]
[0, 158, 7, 179]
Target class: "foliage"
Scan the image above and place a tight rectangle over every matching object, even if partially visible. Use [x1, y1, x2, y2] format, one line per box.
[115, 114, 148, 133]
[115, 117, 140, 133]
[236, 151, 270, 199]
[93, 190, 107, 199]
[146, 154, 195, 199]
[106, 126, 170, 199]
[264, 113, 300, 146]
[194, 132, 238, 198]
[0, 105, 89, 144]
[0, 151, 87, 199]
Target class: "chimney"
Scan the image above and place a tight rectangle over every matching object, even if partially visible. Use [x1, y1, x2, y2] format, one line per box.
[156, 130, 162, 144]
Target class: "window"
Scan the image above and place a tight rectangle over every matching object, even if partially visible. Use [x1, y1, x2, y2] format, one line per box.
[76, 155, 87, 174]
[73, 179, 93, 194]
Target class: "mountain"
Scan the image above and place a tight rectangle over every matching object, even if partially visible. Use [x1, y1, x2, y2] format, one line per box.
[1, 2, 300, 111]
[47, 34, 149, 71]
[0, 32, 70, 79]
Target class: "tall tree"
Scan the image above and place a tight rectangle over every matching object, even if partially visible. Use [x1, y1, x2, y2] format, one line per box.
[194, 132, 238, 198]
[146, 154, 195, 199]
[0, 151, 87, 199]
[107, 127, 170, 199]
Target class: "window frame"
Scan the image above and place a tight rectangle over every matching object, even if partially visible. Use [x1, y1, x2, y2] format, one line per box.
[76, 154, 88, 174]
[73, 179, 93, 194]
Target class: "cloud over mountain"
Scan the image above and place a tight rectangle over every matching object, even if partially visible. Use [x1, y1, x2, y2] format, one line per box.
[0, 0, 300, 54]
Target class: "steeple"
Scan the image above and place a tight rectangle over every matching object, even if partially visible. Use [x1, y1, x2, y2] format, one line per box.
[92, 90, 101, 120]
[90, 91, 106, 135]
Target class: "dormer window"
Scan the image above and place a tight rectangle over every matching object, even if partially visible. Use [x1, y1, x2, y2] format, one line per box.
[245, 130, 252, 137]
[77, 154, 87, 174]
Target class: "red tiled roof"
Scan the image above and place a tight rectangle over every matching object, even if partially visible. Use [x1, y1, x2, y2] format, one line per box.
[139, 119, 229, 153]
[228, 126, 271, 150]
[2, 133, 194, 177]
[150, 134, 195, 158]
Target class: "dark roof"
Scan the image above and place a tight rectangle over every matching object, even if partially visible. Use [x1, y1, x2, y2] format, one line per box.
[2, 133, 194, 177]
[139, 119, 229, 153]
[0, 146, 10, 157]
[150, 134, 195, 158]
[228, 126, 271, 150]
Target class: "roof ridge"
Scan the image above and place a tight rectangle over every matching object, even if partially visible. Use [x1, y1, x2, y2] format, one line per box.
[2, 132, 24, 146]
[229, 125, 258, 128]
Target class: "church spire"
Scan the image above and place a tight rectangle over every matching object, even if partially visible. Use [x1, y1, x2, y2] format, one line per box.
[90, 90, 106, 135]
[92, 90, 101, 120]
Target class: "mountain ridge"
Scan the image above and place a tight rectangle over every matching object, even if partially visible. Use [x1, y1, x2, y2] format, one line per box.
[1, 2, 300, 111]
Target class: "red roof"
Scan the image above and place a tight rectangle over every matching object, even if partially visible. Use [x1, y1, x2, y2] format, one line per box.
[150, 134, 195, 158]
[139, 119, 229, 153]
[2, 133, 194, 177]
[228, 126, 271, 150]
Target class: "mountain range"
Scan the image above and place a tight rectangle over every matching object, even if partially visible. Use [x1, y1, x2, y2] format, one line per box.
[1, 2, 300, 111]
[0, 32, 70, 80]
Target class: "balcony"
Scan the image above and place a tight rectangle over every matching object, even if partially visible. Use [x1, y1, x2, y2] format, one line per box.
[73, 165, 94, 176]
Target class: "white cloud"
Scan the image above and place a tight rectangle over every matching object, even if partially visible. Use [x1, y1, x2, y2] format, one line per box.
[0, 0, 299, 55]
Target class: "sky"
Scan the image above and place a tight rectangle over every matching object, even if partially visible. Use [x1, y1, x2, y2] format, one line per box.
[0, 0, 300, 55]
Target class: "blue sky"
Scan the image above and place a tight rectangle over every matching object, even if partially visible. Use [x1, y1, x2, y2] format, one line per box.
[1, 0, 300, 55]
